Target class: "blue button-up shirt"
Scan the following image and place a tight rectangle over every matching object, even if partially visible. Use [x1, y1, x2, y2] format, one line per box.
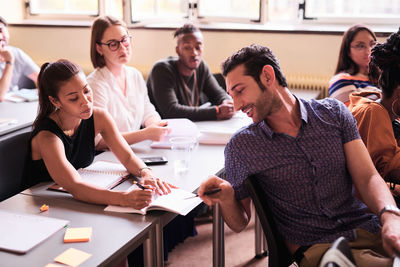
[225, 97, 380, 246]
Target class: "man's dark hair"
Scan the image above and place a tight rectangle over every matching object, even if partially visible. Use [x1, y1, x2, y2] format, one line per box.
[222, 44, 288, 89]
[174, 23, 200, 38]
[0, 16, 7, 26]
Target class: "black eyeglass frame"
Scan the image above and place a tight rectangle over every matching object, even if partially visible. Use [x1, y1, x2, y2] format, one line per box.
[97, 35, 132, 52]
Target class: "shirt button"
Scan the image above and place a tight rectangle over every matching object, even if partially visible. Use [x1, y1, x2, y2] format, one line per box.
[337, 219, 344, 225]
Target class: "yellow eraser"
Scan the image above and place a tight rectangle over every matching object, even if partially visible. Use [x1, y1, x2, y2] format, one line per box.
[40, 204, 49, 212]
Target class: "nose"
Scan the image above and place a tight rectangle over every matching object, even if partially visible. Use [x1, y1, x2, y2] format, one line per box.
[232, 97, 241, 111]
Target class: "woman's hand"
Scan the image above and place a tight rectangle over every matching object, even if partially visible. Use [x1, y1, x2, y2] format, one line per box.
[123, 186, 153, 210]
[140, 167, 176, 195]
[144, 121, 171, 141]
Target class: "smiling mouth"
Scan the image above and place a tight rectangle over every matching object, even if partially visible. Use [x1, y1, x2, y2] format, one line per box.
[241, 105, 254, 117]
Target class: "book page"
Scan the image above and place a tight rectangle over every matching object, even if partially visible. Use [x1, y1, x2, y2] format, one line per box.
[104, 187, 202, 216]
[48, 161, 129, 192]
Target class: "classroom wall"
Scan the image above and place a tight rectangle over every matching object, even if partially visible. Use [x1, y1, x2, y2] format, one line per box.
[9, 25, 343, 77]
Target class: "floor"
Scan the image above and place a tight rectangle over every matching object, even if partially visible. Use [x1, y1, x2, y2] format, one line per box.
[165, 209, 269, 267]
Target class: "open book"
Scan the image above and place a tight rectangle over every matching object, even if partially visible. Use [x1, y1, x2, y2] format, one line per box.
[104, 186, 203, 216]
[48, 161, 130, 193]
[150, 118, 199, 149]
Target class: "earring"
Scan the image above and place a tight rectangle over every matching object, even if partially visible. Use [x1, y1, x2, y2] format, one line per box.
[391, 98, 400, 118]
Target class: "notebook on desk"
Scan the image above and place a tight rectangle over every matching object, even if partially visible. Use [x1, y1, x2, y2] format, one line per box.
[48, 160, 131, 193]
[0, 210, 69, 254]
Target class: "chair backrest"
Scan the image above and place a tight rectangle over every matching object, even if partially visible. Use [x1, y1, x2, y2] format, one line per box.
[319, 236, 356, 267]
[0, 131, 31, 201]
[245, 175, 293, 267]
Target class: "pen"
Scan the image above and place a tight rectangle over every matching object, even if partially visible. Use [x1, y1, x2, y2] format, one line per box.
[133, 181, 146, 190]
[203, 188, 222, 196]
[185, 188, 221, 199]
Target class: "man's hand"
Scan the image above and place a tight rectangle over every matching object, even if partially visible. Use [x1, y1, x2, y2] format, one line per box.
[216, 100, 235, 120]
[198, 175, 234, 206]
[381, 213, 400, 257]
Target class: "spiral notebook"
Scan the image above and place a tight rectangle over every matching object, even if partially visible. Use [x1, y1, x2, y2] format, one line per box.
[47, 161, 130, 193]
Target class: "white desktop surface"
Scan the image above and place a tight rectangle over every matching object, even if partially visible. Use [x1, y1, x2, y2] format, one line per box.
[0, 101, 38, 137]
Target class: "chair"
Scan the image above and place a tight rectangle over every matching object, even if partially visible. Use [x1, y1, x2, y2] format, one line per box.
[245, 175, 294, 267]
[319, 237, 356, 267]
[0, 131, 31, 201]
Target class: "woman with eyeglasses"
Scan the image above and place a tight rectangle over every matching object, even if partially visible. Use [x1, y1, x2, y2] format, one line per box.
[348, 28, 400, 205]
[88, 16, 199, 265]
[329, 24, 380, 106]
[87, 16, 170, 151]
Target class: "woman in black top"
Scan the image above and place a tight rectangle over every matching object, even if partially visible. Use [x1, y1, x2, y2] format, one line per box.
[22, 59, 172, 209]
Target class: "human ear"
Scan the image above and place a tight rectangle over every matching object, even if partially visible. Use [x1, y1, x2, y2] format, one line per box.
[49, 96, 60, 109]
[96, 43, 103, 56]
[261, 65, 275, 85]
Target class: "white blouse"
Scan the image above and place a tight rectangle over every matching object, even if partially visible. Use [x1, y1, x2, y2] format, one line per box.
[87, 66, 160, 132]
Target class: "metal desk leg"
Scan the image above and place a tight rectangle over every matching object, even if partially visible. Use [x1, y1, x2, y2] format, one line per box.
[155, 220, 164, 267]
[213, 203, 225, 267]
[254, 212, 264, 257]
[144, 225, 157, 267]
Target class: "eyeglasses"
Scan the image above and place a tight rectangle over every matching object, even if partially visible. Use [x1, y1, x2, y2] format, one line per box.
[351, 41, 377, 51]
[97, 35, 131, 51]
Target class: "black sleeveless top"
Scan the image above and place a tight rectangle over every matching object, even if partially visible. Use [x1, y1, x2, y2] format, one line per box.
[21, 115, 95, 189]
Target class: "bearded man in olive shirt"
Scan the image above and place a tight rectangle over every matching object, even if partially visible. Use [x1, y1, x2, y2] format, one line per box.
[147, 23, 234, 121]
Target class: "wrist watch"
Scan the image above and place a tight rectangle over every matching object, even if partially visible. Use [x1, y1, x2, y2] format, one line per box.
[378, 204, 400, 220]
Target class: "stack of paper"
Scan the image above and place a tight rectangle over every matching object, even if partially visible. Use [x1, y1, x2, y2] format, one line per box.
[150, 118, 199, 149]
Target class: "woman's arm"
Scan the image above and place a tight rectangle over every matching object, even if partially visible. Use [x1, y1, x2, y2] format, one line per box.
[93, 108, 172, 194]
[34, 130, 153, 209]
[95, 121, 170, 151]
[0, 48, 14, 101]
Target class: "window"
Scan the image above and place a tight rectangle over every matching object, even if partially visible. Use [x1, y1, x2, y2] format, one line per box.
[303, 0, 400, 22]
[129, 0, 188, 23]
[128, 0, 262, 24]
[197, 0, 261, 22]
[26, 0, 123, 20]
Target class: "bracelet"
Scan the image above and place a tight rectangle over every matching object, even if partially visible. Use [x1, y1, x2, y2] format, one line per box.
[5, 61, 12, 65]
[138, 167, 152, 178]
[215, 106, 220, 114]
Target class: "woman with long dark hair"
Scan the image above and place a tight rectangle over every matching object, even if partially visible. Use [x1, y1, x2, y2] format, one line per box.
[329, 24, 380, 105]
[22, 59, 171, 205]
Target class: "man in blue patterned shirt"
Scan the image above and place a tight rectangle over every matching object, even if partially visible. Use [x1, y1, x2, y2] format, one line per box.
[198, 44, 400, 266]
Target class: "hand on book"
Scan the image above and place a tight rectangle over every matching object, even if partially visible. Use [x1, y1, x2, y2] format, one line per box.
[142, 176, 177, 196]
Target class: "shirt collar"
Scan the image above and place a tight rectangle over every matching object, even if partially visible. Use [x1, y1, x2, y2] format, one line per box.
[259, 95, 309, 138]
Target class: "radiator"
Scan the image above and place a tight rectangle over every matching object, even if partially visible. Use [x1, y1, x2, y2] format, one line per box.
[286, 73, 331, 99]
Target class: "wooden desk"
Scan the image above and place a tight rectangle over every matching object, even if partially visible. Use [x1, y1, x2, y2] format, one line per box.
[0, 101, 38, 140]
[0, 193, 156, 267]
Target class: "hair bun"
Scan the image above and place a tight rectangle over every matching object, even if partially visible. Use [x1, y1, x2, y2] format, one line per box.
[371, 28, 400, 70]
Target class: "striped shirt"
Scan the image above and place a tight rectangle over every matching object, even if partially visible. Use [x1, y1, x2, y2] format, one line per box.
[224, 97, 380, 246]
[328, 73, 379, 105]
